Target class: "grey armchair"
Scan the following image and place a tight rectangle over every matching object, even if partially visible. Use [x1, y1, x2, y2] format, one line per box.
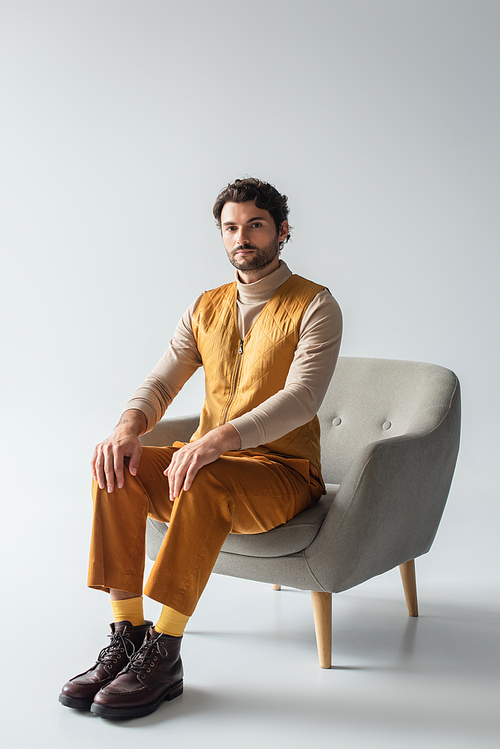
[142, 357, 461, 668]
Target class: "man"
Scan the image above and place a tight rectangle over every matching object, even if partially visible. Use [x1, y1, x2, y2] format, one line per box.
[59, 177, 342, 719]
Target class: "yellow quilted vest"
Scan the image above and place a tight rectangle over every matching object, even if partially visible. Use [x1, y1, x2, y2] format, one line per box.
[190, 274, 325, 479]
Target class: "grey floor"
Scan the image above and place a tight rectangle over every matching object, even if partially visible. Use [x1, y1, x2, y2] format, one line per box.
[4, 565, 499, 749]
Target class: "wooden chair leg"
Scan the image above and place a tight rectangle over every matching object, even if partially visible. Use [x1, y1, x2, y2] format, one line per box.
[271, 584, 281, 591]
[399, 559, 418, 617]
[311, 591, 332, 668]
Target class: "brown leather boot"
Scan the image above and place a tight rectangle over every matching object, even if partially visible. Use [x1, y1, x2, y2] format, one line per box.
[59, 620, 152, 710]
[90, 626, 183, 719]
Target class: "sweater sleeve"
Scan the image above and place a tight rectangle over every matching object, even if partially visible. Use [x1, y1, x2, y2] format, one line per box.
[228, 289, 342, 449]
[123, 295, 203, 431]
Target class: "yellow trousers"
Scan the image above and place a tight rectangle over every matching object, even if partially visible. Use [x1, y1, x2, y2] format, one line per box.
[88, 445, 323, 617]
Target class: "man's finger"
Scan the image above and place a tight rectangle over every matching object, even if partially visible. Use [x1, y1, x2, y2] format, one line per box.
[176, 452, 203, 498]
[91, 448, 98, 482]
[104, 446, 115, 493]
[183, 463, 199, 493]
[114, 450, 125, 490]
[171, 462, 184, 501]
[95, 450, 105, 489]
[128, 444, 143, 477]
[169, 454, 187, 501]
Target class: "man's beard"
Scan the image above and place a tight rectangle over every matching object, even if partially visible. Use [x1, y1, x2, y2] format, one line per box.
[228, 235, 280, 272]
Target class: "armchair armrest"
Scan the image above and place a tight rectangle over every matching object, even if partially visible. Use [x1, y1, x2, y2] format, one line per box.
[139, 414, 200, 448]
[306, 388, 461, 593]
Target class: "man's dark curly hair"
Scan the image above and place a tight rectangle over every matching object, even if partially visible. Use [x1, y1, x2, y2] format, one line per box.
[213, 177, 292, 249]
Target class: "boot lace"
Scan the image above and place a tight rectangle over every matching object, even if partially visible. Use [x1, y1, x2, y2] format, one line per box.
[125, 633, 169, 678]
[96, 630, 137, 674]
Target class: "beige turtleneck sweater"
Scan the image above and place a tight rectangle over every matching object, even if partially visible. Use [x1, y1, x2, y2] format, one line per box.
[125, 262, 342, 450]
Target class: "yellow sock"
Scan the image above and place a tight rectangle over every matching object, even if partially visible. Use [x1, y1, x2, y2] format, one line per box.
[154, 605, 189, 638]
[111, 596, 145, 626]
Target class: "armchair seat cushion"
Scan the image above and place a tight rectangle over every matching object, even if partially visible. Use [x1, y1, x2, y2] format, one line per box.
[146, 485, 339, 562]
[221, 484, 339, 558]
[220, 486, 339, 558]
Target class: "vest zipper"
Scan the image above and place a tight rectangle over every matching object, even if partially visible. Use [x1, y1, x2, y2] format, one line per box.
[222, 339, 244, 424]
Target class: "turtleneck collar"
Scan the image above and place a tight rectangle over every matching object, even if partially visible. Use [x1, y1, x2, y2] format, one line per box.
[236, 261, 292, 305]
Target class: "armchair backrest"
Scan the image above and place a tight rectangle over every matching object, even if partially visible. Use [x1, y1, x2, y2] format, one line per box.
[318, 357, 461, 484]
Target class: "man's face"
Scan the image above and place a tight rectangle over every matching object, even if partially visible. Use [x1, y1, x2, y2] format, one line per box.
[221, 200, 288, 278]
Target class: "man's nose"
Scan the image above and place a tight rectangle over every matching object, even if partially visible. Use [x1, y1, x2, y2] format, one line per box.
[236, 228, 249, 245]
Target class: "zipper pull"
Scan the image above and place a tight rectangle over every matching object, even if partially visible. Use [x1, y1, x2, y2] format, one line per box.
[238, 339, 244, 355]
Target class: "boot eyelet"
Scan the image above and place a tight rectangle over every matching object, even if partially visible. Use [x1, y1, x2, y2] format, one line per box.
[146, 668, 151, 672]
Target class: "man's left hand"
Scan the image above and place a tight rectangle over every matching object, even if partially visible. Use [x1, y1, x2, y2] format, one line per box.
[164, 423, 241, 501]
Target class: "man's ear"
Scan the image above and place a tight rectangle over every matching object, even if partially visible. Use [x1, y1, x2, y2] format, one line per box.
[279, 220, 289, 241]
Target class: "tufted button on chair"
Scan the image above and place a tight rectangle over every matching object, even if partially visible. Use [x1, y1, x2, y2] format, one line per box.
[142, 357, 461, 668]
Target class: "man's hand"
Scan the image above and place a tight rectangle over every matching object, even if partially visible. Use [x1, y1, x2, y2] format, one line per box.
[92, 409, 147, 493]
[165, 423, 241, 501]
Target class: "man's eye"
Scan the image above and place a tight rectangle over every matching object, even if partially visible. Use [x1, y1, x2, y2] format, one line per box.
[251, 223, 262, 228]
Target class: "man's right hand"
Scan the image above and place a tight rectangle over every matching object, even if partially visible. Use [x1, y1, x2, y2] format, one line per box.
[91, 409, 147, 493]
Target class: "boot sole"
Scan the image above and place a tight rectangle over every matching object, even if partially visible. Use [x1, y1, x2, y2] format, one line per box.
[90, 679, 183, 720]
[58, 693, 94, 711]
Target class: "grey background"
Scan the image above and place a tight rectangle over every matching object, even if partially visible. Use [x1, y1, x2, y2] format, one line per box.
[0, 1, 498, 746]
